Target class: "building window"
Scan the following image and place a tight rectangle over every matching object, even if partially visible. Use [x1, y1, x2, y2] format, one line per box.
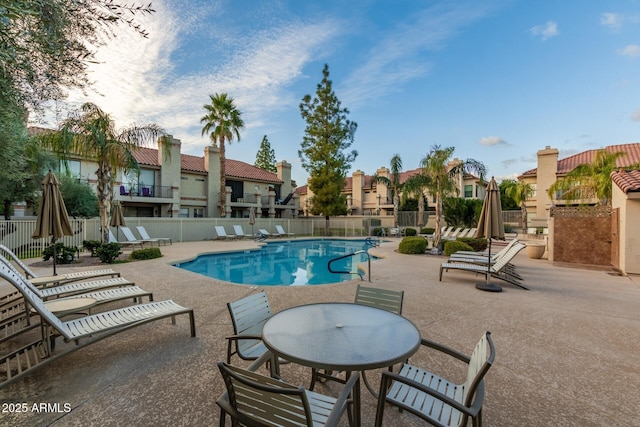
[59, 160, 81, 177]
[464, 185, 473, 198]
[193, 208, 204, 218]
[179, 208, 189, 218]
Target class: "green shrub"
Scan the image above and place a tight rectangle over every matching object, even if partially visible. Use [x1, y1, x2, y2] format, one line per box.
[444, 240, 474, 256]
[456, 237, 487, 252]
[42, 242, 77, 264]
[420, 227, 435, 235]
[372, 227, 388, 237]
[398, 236, 427, 254]
[83, 240, 102, 257]
[96, 242, 122, 264]
[130, 247, 162, 260]
[404, 228, 417, 236]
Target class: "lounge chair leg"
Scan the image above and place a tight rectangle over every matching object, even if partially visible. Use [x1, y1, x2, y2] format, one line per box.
[189, 311, 196, 337]
[439, 266, 443, 281]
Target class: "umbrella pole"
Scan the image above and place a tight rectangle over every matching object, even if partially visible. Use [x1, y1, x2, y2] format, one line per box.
[476, 237, 502, 292]
[51, 237, 57, 276]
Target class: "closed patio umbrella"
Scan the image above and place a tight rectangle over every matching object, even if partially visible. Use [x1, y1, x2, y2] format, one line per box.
[32, 171, 73, 275]
[474, 177, 505, 292]
[110, 201, 125, 242]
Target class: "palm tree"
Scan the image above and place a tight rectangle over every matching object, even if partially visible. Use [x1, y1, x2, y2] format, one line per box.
[503, 179, 534, 230]
[41, 102, 167, 243]
[403, 173, 431, 228]
[548, 149, 640, 206]
[419, 145, 486, 250]
[201, 93, 245, 216]
[374, 154, 403, 227]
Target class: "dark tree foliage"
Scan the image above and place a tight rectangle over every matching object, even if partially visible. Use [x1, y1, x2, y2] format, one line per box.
[59, 175, 99, 218]
[299, 64, 357, 218]
[443, 197, 483, 228]
[254, 135, 277, 172]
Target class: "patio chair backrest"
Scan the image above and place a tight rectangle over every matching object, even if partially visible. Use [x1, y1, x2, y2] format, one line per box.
[463, 332, 496, 406]
[355, 285, 404, 315]
[218, 361, 311, 426]
[0, 254, 45, 298]
[491, 243, 525, 273]
[215, 226, 229, 238]
[0, 263, 69, 338]
[227, 291, 272, 357]
[0, 244, 37, 279]
[275, 224, 287, 234]
[120, 226, 139, 242]
[233, 225, 245, 236]
[136, 226, 152, 240]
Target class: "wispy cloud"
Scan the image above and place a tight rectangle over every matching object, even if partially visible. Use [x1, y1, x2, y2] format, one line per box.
[600, 12, 623, 29]
[480, 136, 509, 146]
[341, 3, 493, 107]
[618, 44, 640, 58]
[631, 108, 640, 122]
[528, 21, 559, 41]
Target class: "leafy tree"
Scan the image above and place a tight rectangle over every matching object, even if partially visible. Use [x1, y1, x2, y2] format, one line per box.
[548, 149, 640, 206]
[1, 1, 156, 114]
[59, 175, 99, 218]
[499, 179, 520, 211]
[201, 93, 245, 216]
[443, 197, 483, 228]
[374, 154, 403, 227]
[254, 135, 277, 172]
[403, 173, 431, 227]
[418, 145, 486, 249]
[299, 64, 357, 232]
[502, 179, 534, 229]
[40, 102, 167, 243]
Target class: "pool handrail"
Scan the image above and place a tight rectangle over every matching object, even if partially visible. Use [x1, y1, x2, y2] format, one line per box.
[327, 250, 371, 282]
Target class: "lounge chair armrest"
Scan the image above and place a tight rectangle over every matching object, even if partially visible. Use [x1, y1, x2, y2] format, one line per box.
[418, 338, 471, 363]
[325, 372, 360, 426]
[381, 370, 480, 418]
[225, 334, 263, 342]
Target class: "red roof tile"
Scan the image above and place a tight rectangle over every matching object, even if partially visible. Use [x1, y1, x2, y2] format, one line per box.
[611, 169, 640, 194]
[521, 143, 640, 177]
[226, 159, 282, 183]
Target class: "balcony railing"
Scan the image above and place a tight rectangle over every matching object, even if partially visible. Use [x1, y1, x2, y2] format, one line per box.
[119, 184, 172, 199]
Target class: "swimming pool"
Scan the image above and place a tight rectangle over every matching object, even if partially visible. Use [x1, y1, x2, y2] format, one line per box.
[174, 239, 373, 286]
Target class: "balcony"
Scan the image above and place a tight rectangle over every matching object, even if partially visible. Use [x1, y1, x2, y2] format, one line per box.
[119, 184, 173, 199]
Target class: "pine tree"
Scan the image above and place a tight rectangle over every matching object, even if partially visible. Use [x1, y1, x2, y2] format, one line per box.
[254, 135, 277, 172]
[299, 64, 357, 227]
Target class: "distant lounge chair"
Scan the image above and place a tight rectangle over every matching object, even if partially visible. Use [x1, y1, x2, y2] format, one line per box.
[275, 225, 294, 237]
[257, 228, 275, 238]
[108, 229, 143, 249]
[214, 225, 236, 240]
[0, 262, 195, 389]
[120, 226, 150, 246]
[136, 226, 171, 246]
[232, 225, 252, 239]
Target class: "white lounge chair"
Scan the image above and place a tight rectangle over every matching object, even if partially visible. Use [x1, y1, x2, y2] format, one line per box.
[136, 226, 171, 246]
[214, 225, 236, 240]
[275, 225, 294, 237]
[109, 229, 143, 249]
[0, 262, 195, 389]
[0, 244, 120, 287]
[257, 228, 274, 238]
[232, 225, 252, 239]
[120, 226, 149, 246]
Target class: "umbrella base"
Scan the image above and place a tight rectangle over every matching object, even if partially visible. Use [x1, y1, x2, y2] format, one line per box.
[476, 283, 502, 292]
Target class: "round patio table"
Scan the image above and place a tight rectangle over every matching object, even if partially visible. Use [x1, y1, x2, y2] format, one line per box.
[262, 302, 421, 427]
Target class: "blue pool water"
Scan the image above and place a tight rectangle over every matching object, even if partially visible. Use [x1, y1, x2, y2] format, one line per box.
[174, 239, 373, 286]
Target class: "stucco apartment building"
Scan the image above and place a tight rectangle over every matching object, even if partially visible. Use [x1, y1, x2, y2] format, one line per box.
[518, 143, 640, 227]
[296, 161, 486, 216]
[56, 135, 299, 219]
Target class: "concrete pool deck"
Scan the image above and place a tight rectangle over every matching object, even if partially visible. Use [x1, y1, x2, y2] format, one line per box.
[1, 238, 639, 426]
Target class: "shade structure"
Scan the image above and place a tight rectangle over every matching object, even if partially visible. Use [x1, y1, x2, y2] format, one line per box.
[474, 177, 504, 292]
[32, 171, 73, 275]
[248, 207, 256, 236]
[110, 201, 126, 242]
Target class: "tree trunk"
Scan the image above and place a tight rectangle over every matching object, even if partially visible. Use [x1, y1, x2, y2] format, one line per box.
[520, 201, 527, 230]
[393, 194, 399, 228]
[434, 193, 443, 250]
[219, 139, 226, 217]
[417, 193, 425, 228]
[3, 200, 11, 220]
[97, 163, 113, 243]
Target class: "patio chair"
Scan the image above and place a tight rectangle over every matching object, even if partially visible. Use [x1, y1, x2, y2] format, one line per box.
[120, 226, 150, 246]
[0, 263, 195, 389]
[257, 228, 275, 238]
[217, 352, 359, 427]
[310, 285, 404, 392]
[443, 228, 466, 241]
[0, 244, 120, 287]
[232, 225, 252, 239]
[108, 229, 143, 249]
[440, 226, 454, 238]
[136, 226, 171, 246]
[226, 291, 277, 363]
[214, 225, 236, 240]
[275, 224, 294, 237]
[440, 243, 528, 289]
[375, 331, 495, 427]
[388, 227, 404, 237]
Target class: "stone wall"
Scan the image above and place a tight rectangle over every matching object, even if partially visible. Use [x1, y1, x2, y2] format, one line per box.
[551, 206, 611, 266]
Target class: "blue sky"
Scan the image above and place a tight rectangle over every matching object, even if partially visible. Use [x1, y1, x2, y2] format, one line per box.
[38, 0, 640, 186]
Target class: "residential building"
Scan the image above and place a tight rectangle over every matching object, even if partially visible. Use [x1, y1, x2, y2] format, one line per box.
[518, 143, 640, 227]
[296, 160, 486, 216]
[611, 169, 640, 275]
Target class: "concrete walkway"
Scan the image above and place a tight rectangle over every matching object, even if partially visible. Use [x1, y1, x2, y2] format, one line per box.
[1, 238, 639, 426]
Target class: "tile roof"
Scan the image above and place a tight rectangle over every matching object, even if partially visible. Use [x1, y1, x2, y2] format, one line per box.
[132, 147, 282, 183]
[611, 169, 640, 194]
[521, 143, 640, 177]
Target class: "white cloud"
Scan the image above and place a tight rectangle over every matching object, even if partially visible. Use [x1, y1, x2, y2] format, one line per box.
[631, 108, 640, 122]
[528, 21, 559, 41]
[618, 44, 640, 58]
[480, 136, 508, 146]
[600, 12, 622, 29]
